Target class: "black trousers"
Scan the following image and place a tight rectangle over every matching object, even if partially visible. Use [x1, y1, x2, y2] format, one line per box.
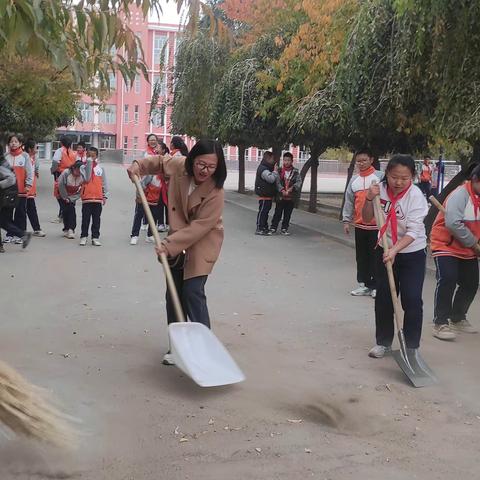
[27, 198, 41, 231]
[419, 181, 431, 199]
[158, 197, 168, 225]
[13, 196, 27, 233]
[57, 198, 64, 218]
[375, 248, 426, 349]
[271, 199, 295, 230]
[256, 199, 272, 232]
[166, 269, 210, 328]
[0, 207, 25, 238]
[81, 202, 102, 238]
[62, 201, 77, 231]
[433, 256, 479, 325]
[355, 228, 378, 289]
[131, 203, 162, 237]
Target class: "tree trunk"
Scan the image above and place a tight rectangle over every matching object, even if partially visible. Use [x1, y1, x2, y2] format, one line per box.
[272, 145, 282, 164]
[424, 140, 480, 235]
[237, 144, 246, 194]
[339, 152, 357, 220]
[309, 156, 319, 213]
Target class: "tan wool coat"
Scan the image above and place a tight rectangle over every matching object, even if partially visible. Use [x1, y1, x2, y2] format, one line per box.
[136, 154, 224, 280]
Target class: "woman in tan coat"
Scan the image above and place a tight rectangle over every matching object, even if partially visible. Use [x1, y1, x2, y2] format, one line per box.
[128, 139, 227, 365]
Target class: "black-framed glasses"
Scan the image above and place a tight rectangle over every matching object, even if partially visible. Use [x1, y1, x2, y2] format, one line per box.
[195, 161, 217, 172]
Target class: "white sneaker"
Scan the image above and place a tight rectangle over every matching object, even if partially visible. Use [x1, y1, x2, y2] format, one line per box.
[351, 285, 372, 296]
[433, 324, 456, 341]
[370, 289, 377, 299]
[50, 216, 62, 224]
[449, 320, 478, 334]
[145, 236, 154, 243]
[92, 238, 102, 246]
[14, 236, 23, 244]
[79, 237, 87, 246]
[368, 345, 391, 358]
[3, 236, 13, 243]
[33, 230, 46, 237]
[157, 224, 168, 232]
[67, 229, 75, 239]
[162, 352, 175, 366]
[141, 224, 148, 231]
[130, 236, 138, 245]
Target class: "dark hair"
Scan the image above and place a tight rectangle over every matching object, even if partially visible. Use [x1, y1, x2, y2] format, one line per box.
[159, 141, 169, 154]
[170, 136, 189, 156]
[469, 163, 480, 180]
[355, 148, 373, 158]
[60, 135, 72, 149]
[385, 154, 416, 178]
[424, 155, 432, 160]
[7, 134, 23, 145]
[72, 160, 83, 170]
[88, 146, 99, 156]
[77, 141, 86, 149]
[262, 151, 273, 162]
[184, 139, 227, 189]
[146, 133, 158, 143]
[24, 138, 36, 152]
[283, 152, 293, 160]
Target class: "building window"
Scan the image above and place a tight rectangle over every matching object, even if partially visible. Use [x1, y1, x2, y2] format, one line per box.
[124, 104, 129, 124]
[37, 143, 47, 159]
[153, 33, 167, 65]
[99, 135, 116, 150]
[134, 105, 139, 124]
[108, 72, 116, 91]
[152, 74, 166, 96]
[99, 105, 116, 124]
[123, 136, 128, 151]
[134, 75, 141, 94]
[151, 106, 165, 128]
[78, 102, 93, 123]
[133, 136, 138, 152]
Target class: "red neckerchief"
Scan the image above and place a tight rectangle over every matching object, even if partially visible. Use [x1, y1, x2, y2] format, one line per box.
[378, 183, 412, 246]
[466, 181, 480, 219]
[146, 145, 157, 155]
[10, 147, 23, 156]
[359, 166, 375, 177]
[280, 165, 293, 187]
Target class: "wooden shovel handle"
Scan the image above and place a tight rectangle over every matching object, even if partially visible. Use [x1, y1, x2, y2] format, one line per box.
[372, 195, 404, 333]
[429, 195, 446, 214]
[132, 174, 186, 322]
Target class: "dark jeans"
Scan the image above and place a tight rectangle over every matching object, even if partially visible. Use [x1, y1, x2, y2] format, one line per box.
[433, 256, 479, 325]
[419, 181, 431, 199]
[27, 198, 41, 231]
[57, 198, 64, 218]
[81, 202, 102, 238]
[13, 196, 27, 233]
[0, 207, 25, 238]
[256, 199, 272, 232]
[355, 228, 378, 289]
[375, 248, 426, 349]
[271, 199, 295, 231]
[166, 269, 210, 328]
[62, 200, 77, 231]
[131, 203, 162, 237]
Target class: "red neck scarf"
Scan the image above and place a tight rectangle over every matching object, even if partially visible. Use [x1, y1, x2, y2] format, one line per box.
[360, 166, 375, 177]
[10, 147, 23, 156]
[378, 183, 411, 245]
[466, 181, 480, 219]
[146, 145, 157, 155]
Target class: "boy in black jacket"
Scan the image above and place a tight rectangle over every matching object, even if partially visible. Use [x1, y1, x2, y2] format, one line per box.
[270, 152, 301, 235]
[254, 151, 278, 235]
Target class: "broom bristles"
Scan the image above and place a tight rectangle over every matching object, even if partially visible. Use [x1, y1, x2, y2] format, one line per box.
[0, 361, 77, 448]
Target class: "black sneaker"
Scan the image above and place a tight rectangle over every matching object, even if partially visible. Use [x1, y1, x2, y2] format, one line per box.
[22, 232, 32, 249]
[281, 229, 290, 236]
[269, 228, 277, 234]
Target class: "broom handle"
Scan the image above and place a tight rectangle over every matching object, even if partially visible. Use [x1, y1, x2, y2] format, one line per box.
[373, 194, 404, 333]
[133, 174, 186, 322]
[429, 195, 446, 213]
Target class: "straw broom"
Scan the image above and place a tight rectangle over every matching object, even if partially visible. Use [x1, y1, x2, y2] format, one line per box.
[0, 360, 76, 448]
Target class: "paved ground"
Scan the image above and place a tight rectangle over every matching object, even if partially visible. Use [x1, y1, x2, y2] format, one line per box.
[1, 163, 480, 480]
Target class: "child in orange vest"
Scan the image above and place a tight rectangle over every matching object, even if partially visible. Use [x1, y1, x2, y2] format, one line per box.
[24, 139, 46, 237]
[418, 155, 433, 199]
[79, 147, 108, 246]
[430, 164, 480, 341]
[51, 135, 76, 224]
[4, 134, 33, 244]
[342, 149, 383, 297]
[130, 173, 166, 244]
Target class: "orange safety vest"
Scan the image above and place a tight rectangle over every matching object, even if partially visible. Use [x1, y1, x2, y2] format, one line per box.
[9, 152, 28, 197]
[54, 147, 76, 198]
[27, 153, 37, 198]
[420, 163, 432, 183]
[81, 162, 104, 202]
[430, 182, 480, 259]
[144, 175, 163, 205]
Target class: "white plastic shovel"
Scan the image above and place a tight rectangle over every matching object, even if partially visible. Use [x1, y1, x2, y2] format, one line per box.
[132, 175, 245, 387]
